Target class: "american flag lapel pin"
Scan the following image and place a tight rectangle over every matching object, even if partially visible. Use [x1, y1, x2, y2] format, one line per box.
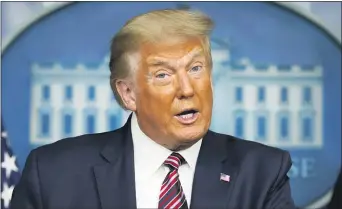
[220, 173, 230, 182]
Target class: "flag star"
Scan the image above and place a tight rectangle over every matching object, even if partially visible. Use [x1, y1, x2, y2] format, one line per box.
[1, 131, 8, 138]
[1, 183, 14, 208]
[1, 152, 19, 178]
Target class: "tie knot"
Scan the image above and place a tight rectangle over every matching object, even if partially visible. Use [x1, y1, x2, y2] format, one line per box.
[164, 152, 186, 170]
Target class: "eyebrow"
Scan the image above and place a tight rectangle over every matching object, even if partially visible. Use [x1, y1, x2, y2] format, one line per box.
[147, 60, 174, 69]
[146, 49, 204, 69]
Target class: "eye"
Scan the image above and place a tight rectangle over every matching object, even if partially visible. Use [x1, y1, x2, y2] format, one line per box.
[191, 65, 202, 72]
[155, 72, 169, 79]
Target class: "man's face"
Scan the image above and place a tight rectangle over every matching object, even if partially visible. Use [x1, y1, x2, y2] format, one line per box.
[133, 37, 213, 150]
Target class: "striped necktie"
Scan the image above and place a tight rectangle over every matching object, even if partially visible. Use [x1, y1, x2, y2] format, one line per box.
[158, 152, 188, 209]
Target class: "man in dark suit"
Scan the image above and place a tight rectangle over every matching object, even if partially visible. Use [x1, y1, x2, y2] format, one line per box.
[11, 9, 295, 209]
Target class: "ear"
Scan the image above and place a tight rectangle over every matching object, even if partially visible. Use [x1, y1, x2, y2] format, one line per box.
[115, 79, 137, 111]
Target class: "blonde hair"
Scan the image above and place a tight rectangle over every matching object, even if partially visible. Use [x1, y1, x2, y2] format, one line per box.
[109, 9, 214, 109]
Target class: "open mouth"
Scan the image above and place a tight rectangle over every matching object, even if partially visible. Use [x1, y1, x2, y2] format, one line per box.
[175, 109, 199, 124]
[176, 109, 198, 118]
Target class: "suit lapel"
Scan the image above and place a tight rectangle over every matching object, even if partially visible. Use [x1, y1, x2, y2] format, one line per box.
[93, 115, 137, 209]
[190, 131, 239, 209]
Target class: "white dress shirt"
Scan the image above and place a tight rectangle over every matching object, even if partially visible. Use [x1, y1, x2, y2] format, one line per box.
[131, 113, 202, 208]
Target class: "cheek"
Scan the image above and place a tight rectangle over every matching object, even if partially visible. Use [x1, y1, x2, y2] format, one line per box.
[195, 79, 213, 114]
[138, 85, 176, 111]
[195, 77, 213, 99]
[152, 86, 175, 102]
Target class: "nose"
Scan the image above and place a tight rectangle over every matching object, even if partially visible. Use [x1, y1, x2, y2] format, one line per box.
[176, 73, 195, 99]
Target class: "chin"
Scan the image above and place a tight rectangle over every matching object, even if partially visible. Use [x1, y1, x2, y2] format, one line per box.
[176, 126, 207, 141]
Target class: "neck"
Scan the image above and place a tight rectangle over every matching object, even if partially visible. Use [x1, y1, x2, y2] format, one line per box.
[167, 140, 200, 151]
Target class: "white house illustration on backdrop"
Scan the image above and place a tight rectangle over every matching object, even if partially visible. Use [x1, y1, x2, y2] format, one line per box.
[30, 38, 323, 149]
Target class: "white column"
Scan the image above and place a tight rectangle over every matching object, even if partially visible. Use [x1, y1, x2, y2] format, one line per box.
[30, 83, 39, 144]
[314, 84, 323, 147]
[267, 85, 278, 146]
[52, 83, 62, 142]
[245, 85, 256, 141]
[291, 85, 301, 145]
[74, 83, 86, 136]
[96, 84, 109, 133]
[211, 73, 232, 134]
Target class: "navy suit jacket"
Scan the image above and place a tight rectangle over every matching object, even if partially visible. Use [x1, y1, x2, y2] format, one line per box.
[11, 116, 295, 209]
[328, 169, 342, 209]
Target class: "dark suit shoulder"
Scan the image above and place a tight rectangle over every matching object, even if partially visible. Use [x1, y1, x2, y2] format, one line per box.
[31, 129, 123, 167]
[211, 131, 291, 171]
[211, 131, 293, 203]
[212, 131, 288, 154]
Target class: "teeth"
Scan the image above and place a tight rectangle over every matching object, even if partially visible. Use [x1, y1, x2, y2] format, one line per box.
[180, 113, 194, 119]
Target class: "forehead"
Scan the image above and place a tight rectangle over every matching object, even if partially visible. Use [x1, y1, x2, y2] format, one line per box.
[140, 38, 205, 62]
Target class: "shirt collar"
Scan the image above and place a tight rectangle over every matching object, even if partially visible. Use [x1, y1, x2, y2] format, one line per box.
[131, 112, 202, 176]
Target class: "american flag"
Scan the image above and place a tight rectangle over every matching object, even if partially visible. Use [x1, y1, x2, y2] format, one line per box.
[220, 173, 230, 182]
[1, 120, 21, 209]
